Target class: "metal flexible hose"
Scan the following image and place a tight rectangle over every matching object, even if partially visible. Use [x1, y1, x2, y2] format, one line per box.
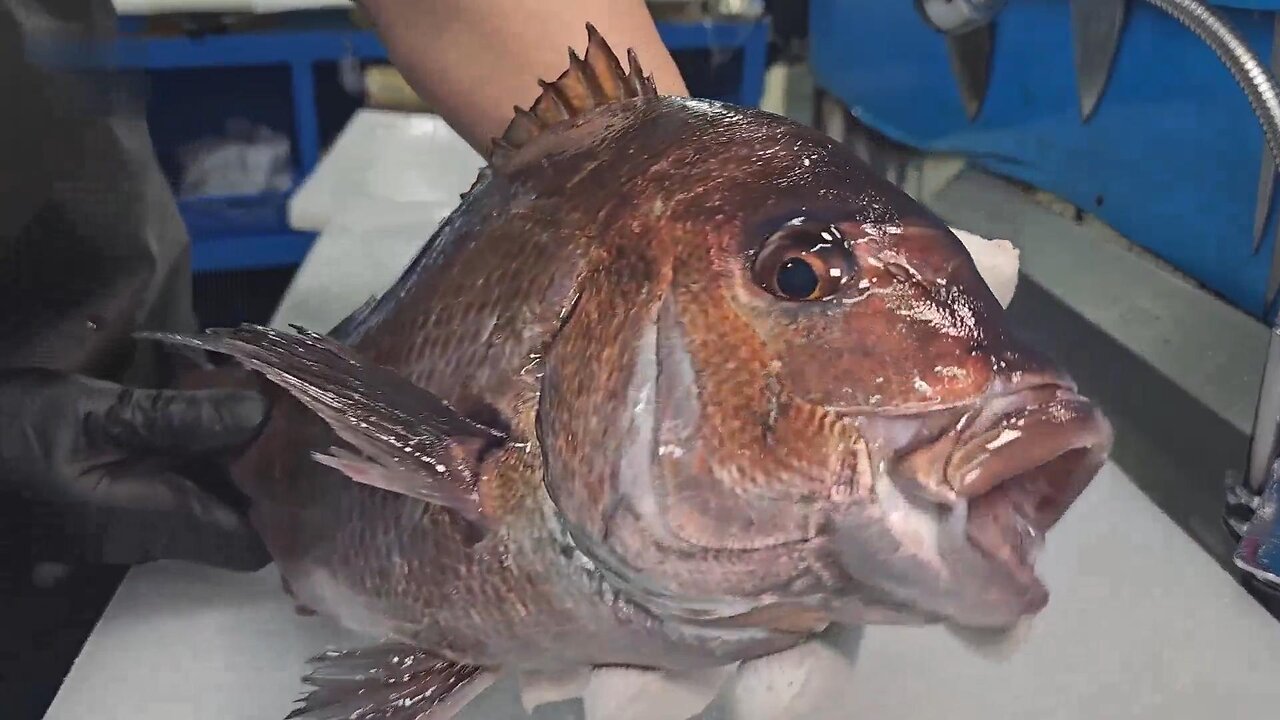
[1135, 2, 1280, 497]
[1141, 0, 1280, 167]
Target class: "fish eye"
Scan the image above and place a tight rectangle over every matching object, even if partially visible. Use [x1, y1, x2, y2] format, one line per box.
[752, 222, 856, 301]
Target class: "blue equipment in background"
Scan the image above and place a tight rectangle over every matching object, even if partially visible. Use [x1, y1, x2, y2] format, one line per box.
[104, 11, 770, 275]
[809, 0, 1280, 321]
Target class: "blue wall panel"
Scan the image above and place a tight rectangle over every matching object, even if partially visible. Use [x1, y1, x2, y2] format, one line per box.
[810, 0, 1280, 318]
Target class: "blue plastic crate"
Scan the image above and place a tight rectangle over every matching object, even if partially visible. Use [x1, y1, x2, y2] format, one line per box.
[178, 191, 293, 240]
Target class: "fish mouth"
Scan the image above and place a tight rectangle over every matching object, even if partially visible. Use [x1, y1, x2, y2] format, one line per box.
[950, 383, 1112, 617]
[838, 376, 1113, 630]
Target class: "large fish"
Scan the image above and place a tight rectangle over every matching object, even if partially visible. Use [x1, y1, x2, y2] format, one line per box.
[152, 25, 1112, 719]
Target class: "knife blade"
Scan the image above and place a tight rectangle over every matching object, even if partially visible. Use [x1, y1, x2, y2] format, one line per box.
[1070, 0, 1128, 121]
[946, 23, 994, 121]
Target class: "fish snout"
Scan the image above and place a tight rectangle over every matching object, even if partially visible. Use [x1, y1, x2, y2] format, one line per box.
[951, 373, 1112, 527]
[846, 370, 1112, 628]
[950, 373, 1112, 585]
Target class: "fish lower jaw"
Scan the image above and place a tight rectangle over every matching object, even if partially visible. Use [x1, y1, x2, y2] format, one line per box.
[952, 498, 1052, 628]
[966, 505, 1044, 584]
[901, 481, 1051, 616]
[832, 469, 1051, 631]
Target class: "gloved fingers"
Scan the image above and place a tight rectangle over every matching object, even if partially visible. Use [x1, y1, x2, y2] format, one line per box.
[60, 467, 270, 571]
[96, 384, 270, 456]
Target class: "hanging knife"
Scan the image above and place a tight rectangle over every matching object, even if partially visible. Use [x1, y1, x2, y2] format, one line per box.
[947, 25, 995, 121]
[915, 0, 1009, 121]
[1070, 0, 1128, 121]
[1255, 15, 1280, 255]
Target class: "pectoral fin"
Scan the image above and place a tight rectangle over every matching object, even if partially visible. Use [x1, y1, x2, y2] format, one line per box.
[141, 324, 504, 527]
[311, 445, 489, 526]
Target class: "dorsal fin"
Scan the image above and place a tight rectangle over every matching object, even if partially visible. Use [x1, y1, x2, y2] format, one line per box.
[489, 23, 658, 172]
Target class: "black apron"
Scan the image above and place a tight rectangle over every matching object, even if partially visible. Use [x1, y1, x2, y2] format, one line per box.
[0, 2, 197, 715]
[0, 0, 197, 385]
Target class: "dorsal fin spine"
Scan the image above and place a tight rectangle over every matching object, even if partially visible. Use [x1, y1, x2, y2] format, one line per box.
[487, 23, 659, 173]
[570, 48, 607, 104]
[539, 78, 575, 115]
[531, 88, 570, 126]
[506, 107, 541, 146]
[626, 49, 652, 96]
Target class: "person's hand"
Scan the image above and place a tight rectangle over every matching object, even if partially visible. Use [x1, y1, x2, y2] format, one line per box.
[0, 368, 271, 570]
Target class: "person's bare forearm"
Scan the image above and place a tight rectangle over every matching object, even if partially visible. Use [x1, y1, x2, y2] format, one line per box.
[358, 0, 689, 155]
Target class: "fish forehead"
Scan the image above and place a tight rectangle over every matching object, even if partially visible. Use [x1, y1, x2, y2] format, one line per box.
[501, 96, 929, 229]
[579, 98, 989, 309]
[613, 99, 929, 224]
[513, 96, 1017, 449]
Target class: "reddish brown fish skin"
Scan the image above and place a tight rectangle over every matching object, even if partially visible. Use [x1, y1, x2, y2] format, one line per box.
[227, 93, 1106, 669]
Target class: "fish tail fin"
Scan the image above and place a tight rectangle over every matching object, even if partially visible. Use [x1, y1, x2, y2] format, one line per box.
[287, 644, 494, 720]
[489, 23, 658, 171]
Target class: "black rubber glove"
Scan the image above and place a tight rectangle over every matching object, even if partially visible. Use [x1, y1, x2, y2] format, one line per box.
[0, 368, 270, 570]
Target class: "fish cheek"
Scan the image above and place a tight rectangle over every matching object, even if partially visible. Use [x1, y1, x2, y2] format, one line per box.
[654, 276, 851, 529]
[650, 292, 825, 550]
[537, 250, 666, 543]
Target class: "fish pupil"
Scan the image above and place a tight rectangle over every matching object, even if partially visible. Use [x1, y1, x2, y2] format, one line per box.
[777, 257, 819, 299]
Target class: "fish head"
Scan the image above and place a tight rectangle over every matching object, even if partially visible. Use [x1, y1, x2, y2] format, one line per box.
[537, 99, 1111, 637]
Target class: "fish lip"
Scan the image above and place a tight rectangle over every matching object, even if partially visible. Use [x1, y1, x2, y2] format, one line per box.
[949, 382, 1113, 532]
